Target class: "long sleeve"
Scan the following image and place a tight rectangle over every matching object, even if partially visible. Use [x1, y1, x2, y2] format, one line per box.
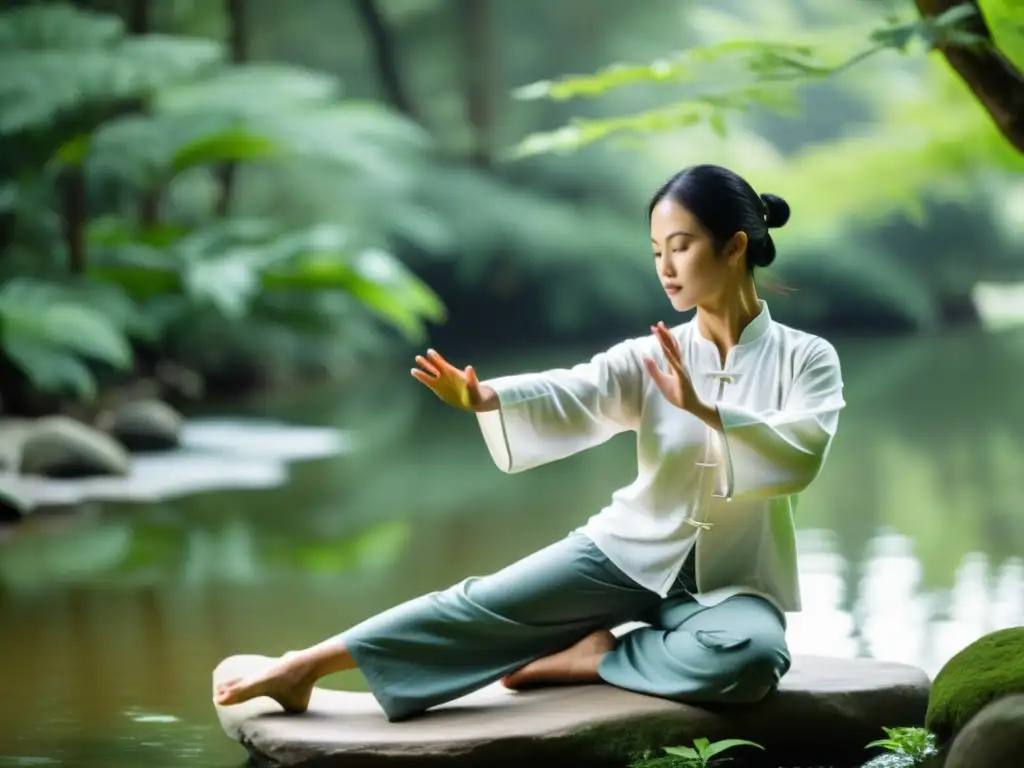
[715, 340, 845, 503]
[476, 339, 645, 473]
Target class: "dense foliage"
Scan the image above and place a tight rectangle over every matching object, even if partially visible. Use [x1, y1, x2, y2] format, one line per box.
[0, 3, 443, 404]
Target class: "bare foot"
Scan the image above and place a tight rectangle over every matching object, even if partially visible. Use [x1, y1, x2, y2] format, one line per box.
[213, 652, 317, 713]
[502, 630, 616, 690]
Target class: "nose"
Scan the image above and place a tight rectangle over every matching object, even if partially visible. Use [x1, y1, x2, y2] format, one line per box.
[658, 257, 676, 279]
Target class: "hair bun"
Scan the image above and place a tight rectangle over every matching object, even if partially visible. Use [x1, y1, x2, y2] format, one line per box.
[760, 193, 790, 229]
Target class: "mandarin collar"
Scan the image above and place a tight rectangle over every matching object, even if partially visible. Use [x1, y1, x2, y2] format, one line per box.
[692, 300, 772, 348]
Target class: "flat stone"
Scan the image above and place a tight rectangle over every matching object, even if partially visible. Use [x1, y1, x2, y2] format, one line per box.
[213, 654, 930, 767]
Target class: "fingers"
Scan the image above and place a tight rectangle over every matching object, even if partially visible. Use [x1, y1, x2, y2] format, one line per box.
[651, 323, 682, 370]
[426, 348, 454, 372]
[643, 356, 670, 388]
[414, 355, 440, 378]
[465, 365, 479, 389]
[410, 368, 435, 386]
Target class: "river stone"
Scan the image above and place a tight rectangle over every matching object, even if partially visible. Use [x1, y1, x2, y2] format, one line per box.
[0, 419, 34, 471]
[945, 694, 1024, 768]
[19, 416, 131, 478]
[95, 399, 184, 452]
[213, 654, 930, 767]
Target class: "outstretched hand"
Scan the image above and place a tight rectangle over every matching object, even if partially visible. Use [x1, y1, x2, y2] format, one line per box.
[411, 349, 495, 412]
[643, 322, 700, 413]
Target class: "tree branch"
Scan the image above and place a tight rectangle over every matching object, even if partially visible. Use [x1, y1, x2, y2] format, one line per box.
[915, 0, 1024, 153]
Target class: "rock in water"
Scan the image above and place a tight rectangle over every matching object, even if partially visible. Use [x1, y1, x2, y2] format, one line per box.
[96, 399, 184, 452]
[0, 478, 29, 520]
[946, 694, 1024, 768]
[19, 416, 131, 478]
[925, 627, 1024, 744]
[213, 654, 929, 768]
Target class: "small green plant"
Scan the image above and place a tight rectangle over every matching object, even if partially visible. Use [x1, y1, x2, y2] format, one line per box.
[631, 737, 764, 767]
[866, 726, 938, 762]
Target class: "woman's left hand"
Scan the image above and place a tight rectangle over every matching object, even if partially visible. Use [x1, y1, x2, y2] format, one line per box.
[643, 322, 700, 413]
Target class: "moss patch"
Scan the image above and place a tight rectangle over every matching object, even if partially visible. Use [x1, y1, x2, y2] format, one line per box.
[925, 627, 1024, 743]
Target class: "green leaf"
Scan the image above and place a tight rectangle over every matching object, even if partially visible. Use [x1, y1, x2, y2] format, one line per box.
[263, 249, 445, 343]
[692, 737, 710, 756]
[55, 135, 92, 166]
[933, 2, 980, 30]
[0, 3, 123, 49]
[662, 746, 699, 759]
[981, 0, 1024, 72]
[512, 39, 826, 103]
[701, 738, 765, 758]
[2, 337, 97, 400]
[169, 127, 281, 175]
[88, 265, 185, 300]
[709, 111, 728, 137]
[866, 739, 902, 750]
[183, 250, 262, 318]
[87, 217, 188, 250]
[154, 63, 341, 115]
[0, 279, 133, 368]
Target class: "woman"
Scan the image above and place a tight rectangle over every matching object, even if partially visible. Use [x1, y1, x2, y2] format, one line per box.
[214, 164, 846, 721]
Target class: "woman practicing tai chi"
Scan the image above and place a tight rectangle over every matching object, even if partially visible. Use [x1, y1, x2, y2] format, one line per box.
[214, 164, 846, 722]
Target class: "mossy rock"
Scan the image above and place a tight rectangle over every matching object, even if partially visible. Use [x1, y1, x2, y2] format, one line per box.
[925, 627, 1024, 743]
[19, 416, 131, 478]
[95, 399, 184, 453]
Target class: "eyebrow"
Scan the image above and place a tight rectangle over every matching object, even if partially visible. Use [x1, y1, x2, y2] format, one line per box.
[651, 230, 694, 243]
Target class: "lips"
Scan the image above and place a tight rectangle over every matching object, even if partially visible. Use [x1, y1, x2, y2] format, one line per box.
[664, 286, 681, 295]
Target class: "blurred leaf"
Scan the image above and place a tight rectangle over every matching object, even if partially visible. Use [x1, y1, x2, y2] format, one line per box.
[2, 336, 97, 399]
[980, 0, 1024, 71]
[0, 3, 121, 48]
[512, 39, 825, 102]
[0, 33, 222, 136]
[510, 2, 1010, 156]
[169, 128, 280, 175]
[154, 63, 341, 115]
[0, 278, 136, 398]
[264, 246, 445, 343]
[183, 249, 262, 318]
[0, 278, 133, 367]
[514, 83, 798, 157]
[87, 217, 189, 250]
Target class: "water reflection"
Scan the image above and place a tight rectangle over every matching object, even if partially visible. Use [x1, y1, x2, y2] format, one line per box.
[1, 330, 1023, 767]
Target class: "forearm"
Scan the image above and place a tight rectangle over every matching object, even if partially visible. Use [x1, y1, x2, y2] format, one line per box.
[687, 398, 723, 431]
[474, 384, 499, 412]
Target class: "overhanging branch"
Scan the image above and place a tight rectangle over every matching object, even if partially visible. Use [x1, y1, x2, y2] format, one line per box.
[915, 0, 1024, 153]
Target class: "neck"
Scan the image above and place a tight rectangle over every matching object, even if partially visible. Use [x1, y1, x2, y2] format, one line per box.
[695, 276, 761, 358]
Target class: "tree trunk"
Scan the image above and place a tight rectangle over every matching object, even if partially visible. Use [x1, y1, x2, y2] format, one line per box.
[216, 0, 248, 217]
[62, 168, 87, 274]
[353, 0, 422, 123]
[915, 0, 1024, 153]
[459, 0, 495, 168]
[127, 0, 160, 226]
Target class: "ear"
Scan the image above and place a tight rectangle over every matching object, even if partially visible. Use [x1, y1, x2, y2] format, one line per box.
[724, 231, 748, 266]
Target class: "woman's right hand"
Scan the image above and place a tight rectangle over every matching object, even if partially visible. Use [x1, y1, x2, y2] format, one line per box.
[411, 349, 496, 412]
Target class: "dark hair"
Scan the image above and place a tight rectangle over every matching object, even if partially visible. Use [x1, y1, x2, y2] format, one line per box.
[647, 164, 790, 270]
